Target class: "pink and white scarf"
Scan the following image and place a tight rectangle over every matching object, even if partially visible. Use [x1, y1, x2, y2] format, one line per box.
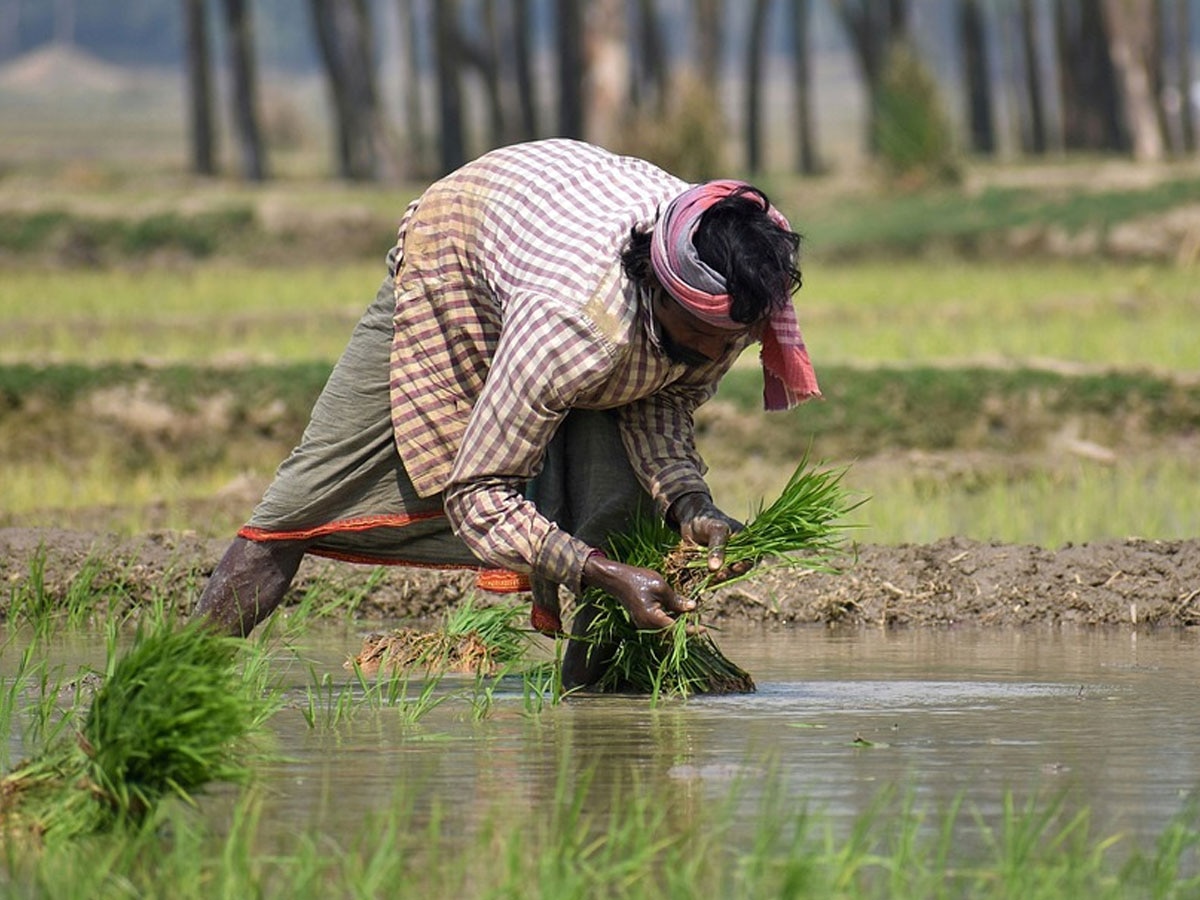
[650, 179, 820, 410]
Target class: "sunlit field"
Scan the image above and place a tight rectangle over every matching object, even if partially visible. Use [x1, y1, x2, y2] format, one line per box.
[2, 256, 1198, 546]
[834, 454, 1200, 548]
[2, 259, 1197, 371]
[807, 260, 1200, 374]
[0, 264, 382, 365]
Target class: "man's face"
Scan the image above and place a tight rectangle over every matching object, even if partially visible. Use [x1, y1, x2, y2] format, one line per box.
[652, 289, 752, 367]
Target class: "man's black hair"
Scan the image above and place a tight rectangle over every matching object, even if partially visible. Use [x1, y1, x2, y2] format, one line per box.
[621, 185, 802, 326]
[620, 228, 655, 285]
[693, 186, 802, 324]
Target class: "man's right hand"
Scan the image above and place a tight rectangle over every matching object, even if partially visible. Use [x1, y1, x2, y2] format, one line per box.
[581, 553, 695, 631]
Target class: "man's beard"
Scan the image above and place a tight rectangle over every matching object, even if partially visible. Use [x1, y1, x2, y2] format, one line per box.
[658, 327, 713, 367]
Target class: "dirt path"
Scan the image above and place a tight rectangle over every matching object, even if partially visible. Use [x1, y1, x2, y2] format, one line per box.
[3, 528, 1198, 629]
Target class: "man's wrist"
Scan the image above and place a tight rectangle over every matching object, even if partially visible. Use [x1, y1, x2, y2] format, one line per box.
[667, 490, 712, 527]
[582, 548, 611, 590]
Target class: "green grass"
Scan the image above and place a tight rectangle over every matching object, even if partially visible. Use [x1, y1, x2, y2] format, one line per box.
[800, 260, 1200, 371]
[710, 365, 1200, 458]
[837, 453, 1200, 547]
[792, 176, 1200, 257]
[2, 260, 1197, 370]
[0, 264, 381, 364]
[1, 226, 1197, 550]
[0, 767, 1196, 898]
[0, 207, 258, 257]
[3, 362, 1198, 545]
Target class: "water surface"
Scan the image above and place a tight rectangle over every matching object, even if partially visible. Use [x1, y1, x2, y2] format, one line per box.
[6, 624, 1197, 850]
[260, 624, 1200, 847]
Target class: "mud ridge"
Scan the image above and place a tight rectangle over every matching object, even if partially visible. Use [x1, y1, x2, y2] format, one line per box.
[3, 528, 1198, 630]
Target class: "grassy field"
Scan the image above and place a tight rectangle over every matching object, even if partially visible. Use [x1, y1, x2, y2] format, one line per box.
[2, 155, 1199, 545]
[2, 259, 1199, 371]
[2, 256, 1197, 545]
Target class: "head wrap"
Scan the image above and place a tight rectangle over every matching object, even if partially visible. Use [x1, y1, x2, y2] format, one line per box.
[650, 179, 820, 411]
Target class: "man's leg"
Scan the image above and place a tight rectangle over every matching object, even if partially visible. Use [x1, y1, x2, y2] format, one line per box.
[560, 597, 618, 688]
[193, 536, 310, 637]
[528, 409, 652, 688]
[194, 254, 400, 638]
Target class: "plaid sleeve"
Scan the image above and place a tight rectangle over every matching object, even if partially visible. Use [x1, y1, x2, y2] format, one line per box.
[442, 295, 615, 596]
[616, 380, 716, 518]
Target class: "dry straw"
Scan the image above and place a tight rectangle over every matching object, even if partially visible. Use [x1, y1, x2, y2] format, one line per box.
[349, 595, 537, 677]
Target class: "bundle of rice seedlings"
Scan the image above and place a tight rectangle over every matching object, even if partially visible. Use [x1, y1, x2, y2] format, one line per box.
[585, 456, 861, 697]
[0, 621, 268, 841]
[350, 596, 536, 677]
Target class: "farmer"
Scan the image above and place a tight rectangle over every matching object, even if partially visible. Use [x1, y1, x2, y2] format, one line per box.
[194, 139, 819, 686]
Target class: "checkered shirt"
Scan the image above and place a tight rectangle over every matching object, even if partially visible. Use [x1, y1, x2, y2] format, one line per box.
[389, 140, 750, 596]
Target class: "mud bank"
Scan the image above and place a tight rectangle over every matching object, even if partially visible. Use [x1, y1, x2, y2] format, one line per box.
[2, 528, 1198, 630]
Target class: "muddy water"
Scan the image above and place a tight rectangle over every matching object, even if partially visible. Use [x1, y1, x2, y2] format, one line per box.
[6, 625, 1198, 849]
[252, 625, 1199, 849]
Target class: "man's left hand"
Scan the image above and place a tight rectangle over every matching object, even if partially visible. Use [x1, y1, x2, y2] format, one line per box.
[669, 492, 752, 582]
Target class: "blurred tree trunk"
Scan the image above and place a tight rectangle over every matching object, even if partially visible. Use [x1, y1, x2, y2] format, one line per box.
[959, 0, 995, 154]
[513, 0, 539, 139]
[556, 0, 586, 138]
[397, 0, 430, 176]
[693, 0, 722, 94]
[790, 0, 820, 174]
[457, 0, 507, 148]
[489, 0, 528, 145]
[1055, 0, 1126, 152]
[1151, 0, 1170, 142]
[586, 0, 630, 148]
[633, 0, 668, 113]
[53, 0, 74, 44]
[184, 0, 216, 176]
[433, 0, 466, 173]
[744, 0, 771, 173]
[483, 0, 506, 146]
[1102, 0, 1165, 159]
[1018, 0, 1048, 153]
[0, 0, 19, 58]
[835, 0, 910, 152]
[219, 0, 267, 180]
[310, 0, 398, 181]
[1176, 0, 1196, 152]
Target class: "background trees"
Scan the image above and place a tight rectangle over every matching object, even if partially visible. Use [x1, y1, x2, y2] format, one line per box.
[6, 0, 1197, 182]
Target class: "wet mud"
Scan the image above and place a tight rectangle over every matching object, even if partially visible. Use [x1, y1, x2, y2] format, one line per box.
[3, 528, 1197, 629]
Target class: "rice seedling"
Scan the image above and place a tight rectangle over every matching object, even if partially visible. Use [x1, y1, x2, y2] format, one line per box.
[0, 619, 274, 841]
[4, 547, 134, 641]
[584, 456, 861, 697]
[301, 661, 451, 731]
[284, 566, 388, 633]
[1, 766, 1196, 899]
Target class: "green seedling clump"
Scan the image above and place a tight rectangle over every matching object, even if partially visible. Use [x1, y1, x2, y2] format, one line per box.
[586, 456, 861, 697]
[0, 620, 267, 841]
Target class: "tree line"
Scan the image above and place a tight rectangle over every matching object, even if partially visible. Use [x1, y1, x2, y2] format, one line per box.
[178, 0, 1200, 182]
